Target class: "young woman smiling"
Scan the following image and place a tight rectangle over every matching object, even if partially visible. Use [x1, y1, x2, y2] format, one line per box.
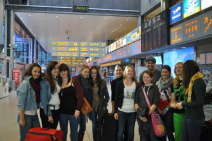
[17, 63, 42, 141]
[114, 64, 140, 141]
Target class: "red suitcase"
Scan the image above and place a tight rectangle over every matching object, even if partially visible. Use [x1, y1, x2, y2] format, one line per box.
[25, 127, 63, 141]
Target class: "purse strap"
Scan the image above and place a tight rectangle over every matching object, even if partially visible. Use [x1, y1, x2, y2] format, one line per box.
[142, 86, 151, 108]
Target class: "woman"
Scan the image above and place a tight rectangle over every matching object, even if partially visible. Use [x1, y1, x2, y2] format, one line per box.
[111, 65, 124, 114]
[89, 66, 109, 141]
[176, 60, 206, 141]
[170, 62, 186, 141]
[40, 61, 60, 129]
[135, 70, 160, 141]
[17, 63, 42, 141]
[58, 64, 84, 141]
[73, 64, 93, 141]
[114, 64, 140, 141]
[156, 65, 174, 141]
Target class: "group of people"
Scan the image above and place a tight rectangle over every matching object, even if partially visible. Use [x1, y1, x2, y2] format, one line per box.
[17, 55, 206, 141]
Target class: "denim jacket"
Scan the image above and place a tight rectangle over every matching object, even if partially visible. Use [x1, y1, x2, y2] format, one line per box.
[17, 76, 39, 111]
[40, 78, 58, 116]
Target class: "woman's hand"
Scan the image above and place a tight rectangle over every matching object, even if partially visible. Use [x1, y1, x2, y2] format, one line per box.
[74, 110, 80, 119]
[157, 108, 163, 115]
[176, 102, 183, 110]
[48, 116, 53, 123]
[19, 119, 25, 126]
[162, 109, 167, 115]
[114, 113, 118, 120]
[139, 116, 148, 122]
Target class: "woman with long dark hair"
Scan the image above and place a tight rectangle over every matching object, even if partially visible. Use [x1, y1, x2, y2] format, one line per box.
[40, 61, 60, 129]
[89, 66, 109, 141]
[17, 63, 42, 141]
[170, 62, 186, 141]
[156, 65, 174, 141]
[58, 64, 83, 141]
[114, 64, 140, 141]
[176, 60, 206, 141]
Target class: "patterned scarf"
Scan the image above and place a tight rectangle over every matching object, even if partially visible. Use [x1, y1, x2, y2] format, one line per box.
[186, 72, 204, 102]
[156, 76, 173, 90]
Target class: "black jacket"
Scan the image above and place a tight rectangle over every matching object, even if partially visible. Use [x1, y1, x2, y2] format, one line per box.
[114, 80, 140, 113]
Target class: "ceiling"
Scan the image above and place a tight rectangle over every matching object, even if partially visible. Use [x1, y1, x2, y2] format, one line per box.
[16, 12, 138, 53]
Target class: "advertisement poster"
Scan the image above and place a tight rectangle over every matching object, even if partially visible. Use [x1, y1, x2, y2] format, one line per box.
[201, 0, 212, 10]
[122, 36, 126, 46]
[131, 28, 138, 42]
[170, 2, 183, 24]
[126, 33, 131, 44]
[183, 0, 201, 18]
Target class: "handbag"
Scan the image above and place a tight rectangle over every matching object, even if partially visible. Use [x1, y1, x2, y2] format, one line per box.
[81, 97, 92, 114]
[142, 86, 166, 137]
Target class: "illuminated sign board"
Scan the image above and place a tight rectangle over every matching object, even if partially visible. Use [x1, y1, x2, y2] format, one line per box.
[170, 2, 183, 24]
[201, 0, 212, 10]
[170, 10, 212, 45]
[206, 53, 212, 64]
[52, 42, 106, 47]
[52, 52, 79, 57]
[183, 0, 201, 18]
[199, 53, 206, 64]
[73, 6, 89, 12]
[170, 23, 184, 44]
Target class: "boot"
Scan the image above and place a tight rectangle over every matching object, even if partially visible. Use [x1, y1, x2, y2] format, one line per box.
[78, 133, 85, 141]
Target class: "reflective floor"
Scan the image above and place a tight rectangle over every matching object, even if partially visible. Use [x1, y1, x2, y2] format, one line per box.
[0, 84, 140, 141]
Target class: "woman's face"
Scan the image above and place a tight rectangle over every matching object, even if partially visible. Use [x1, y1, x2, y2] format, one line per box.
[115, 66, 123, 78]
[51, 64, 59, 77]
[175, 64, 183, 76]
[142, 73, 153, 84]
[161, 68, 171, 79]
[91, 69, 97, 79]
[125, 67, 134, 79]
[31, 67, 41, 80]
[59, 70, 68, 78]
[81, 68, 90, 78]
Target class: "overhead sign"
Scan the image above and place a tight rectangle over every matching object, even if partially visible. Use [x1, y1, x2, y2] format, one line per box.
[142, 10, 169, 51]
[183, 0, 201, 18]
[52, 42, 106, 47]
[206, 53, 212, 64]
[73, 6, 89, 12]
[201, 0, 212, 10]
[170, 2, 183, 24]
[170, 10, 212, 45]
[199, 53, 206, 64]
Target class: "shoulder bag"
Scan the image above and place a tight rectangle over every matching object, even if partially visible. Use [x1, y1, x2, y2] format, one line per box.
[141, 86, 166, 137]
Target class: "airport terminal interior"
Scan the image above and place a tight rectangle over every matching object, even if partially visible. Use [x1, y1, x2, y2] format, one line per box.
[0, 0, 212, 141]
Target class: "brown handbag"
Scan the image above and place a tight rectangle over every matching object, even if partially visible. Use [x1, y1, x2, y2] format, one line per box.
[81, 97, 92, 114]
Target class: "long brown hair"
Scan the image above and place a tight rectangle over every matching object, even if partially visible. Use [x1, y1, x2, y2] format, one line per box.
[58, 63, 71, 86]
[45, 61, 58, 94]
[173, 62, 184, 86]
[22, 63, 42, 81]
[90, 66, 102, 88]
[182, 60, 200, 89]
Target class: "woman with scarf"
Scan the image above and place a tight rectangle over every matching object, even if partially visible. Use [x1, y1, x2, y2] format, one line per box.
[89, 66, 109, 141]
[156, 65, 174, 141]
[170, 62, 186, 141]
[73, 64, 93, 141]
[17, 63, 42, 141]
[176, 60, 206, 141]
[40, 61, 61, 129]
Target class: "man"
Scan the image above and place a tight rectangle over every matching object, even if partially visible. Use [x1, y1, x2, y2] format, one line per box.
[139, 56, 161, 84]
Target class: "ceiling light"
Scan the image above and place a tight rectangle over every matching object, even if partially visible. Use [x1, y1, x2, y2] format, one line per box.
[29, 15, 31, 16]
[112, 31, 114, 32]
[115, 29, 117, 30]
[104, 18, 107, 19]
[126, 19, 129, 20]
[55, 16, 58, 17]
[80, 17, 82, 18]
[120, 24, 122, 26]
[181, 47, 186, 48]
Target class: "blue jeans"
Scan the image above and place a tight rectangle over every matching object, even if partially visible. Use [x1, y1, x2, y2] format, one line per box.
[117, 110, 136, 141]
[59, 113, 79, 141]
[141, 121, 158, 141]
[17, 114, 40, 141]
[182, 117, 204, 141]
[89, 111, 99, 141]
[78, 112, 86, 134]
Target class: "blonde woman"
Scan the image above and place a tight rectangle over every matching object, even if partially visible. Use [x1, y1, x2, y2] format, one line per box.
[170, 62, 186, 141]
[114, 64, 140, 141]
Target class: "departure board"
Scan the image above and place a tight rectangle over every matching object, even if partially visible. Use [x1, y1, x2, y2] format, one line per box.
[52, 42, 106, 47]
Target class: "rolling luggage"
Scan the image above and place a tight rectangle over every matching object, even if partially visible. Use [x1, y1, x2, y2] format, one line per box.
[25, 127, 63, 141]
[101, 114, 118, 141]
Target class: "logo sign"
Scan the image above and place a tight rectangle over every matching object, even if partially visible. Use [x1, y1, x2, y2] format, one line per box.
[183, 0, 201, 18]
[201, 0, 212, 10]
[170, 2, 183, 24]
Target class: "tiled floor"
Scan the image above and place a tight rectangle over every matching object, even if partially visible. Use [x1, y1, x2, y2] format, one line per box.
[0, 84, 140, 141]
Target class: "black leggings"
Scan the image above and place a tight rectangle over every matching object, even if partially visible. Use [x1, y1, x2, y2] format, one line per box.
[40, 108, 60, 129]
